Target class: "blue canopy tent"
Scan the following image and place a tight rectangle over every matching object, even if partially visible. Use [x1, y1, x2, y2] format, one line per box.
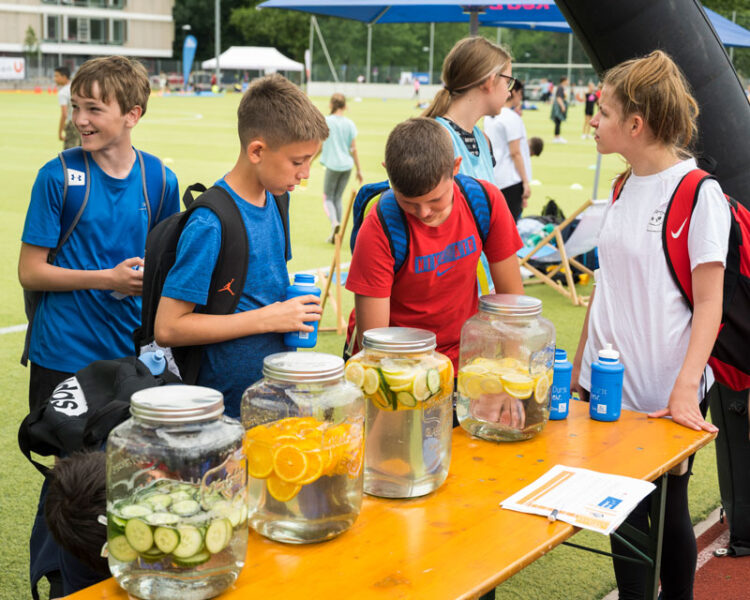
[258, 0, 750, 83]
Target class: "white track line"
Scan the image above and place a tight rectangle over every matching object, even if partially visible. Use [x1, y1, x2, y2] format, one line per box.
[696, 528, 731, 570]
[0, 324, 27, 335]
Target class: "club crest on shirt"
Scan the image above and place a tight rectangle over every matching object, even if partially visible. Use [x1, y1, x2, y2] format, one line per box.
[647, 209, 665, 232]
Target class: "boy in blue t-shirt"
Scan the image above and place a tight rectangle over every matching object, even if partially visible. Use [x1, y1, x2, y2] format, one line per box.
[19, 56, 180, 412]
[155, 74, 329, 417]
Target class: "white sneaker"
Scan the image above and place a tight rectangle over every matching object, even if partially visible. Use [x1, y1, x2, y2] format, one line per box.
[581, 134, 587, 139]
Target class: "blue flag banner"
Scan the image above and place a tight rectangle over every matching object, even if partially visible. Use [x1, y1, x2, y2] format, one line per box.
[182, 35, 197, 89]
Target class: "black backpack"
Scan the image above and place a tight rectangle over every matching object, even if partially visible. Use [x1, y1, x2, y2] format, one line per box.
[132, 183, 290, 384]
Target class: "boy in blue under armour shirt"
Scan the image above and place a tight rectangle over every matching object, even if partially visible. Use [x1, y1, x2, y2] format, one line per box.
[19, 56, 180, 412]
[155, 74, 328, 418]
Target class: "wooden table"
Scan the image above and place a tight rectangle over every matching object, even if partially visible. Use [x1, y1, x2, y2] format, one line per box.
[68, 400, 715, 600]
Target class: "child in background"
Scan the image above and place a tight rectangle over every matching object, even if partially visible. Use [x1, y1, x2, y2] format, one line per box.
[528, 137, 544, 157]
[572, 50, 726, 599]
[320, 93, 363, 243]
[582, 81, 598, 139]
[155, 75, 328, 418]
[53, 66, 80, 149]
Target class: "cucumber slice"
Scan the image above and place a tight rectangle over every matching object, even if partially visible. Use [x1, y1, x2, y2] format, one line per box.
[205, 518, 231, 554]
[211, 500, 244, 528]
[145, 512, 180, 526]
[119, 503, 152, 519]
[124, 519, 153, 553]
[109, 514, 127, 530]
[396, 391, 417, 407]
[139, 548, 167, 563]
[146, 494, 172, 511]
[170, 499, 200, 517]
[172, 525, 203, 558]
[174, 550, 211, 567]
[108, 535, 138, 562]
[153, 527, 180, 554]
[169, 490, 194, 503]
[426, 368, 441, 394]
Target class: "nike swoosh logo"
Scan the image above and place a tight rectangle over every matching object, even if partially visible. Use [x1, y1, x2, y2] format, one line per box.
[436, 265, 455, 276]
[671, 218, 688, 239]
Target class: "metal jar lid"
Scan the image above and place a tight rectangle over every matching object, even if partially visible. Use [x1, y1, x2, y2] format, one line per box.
[362, 327, 437, 353]
[262, 352, 344, 383]
[130, 385, 224, 424]
[478, 294, 542, 317]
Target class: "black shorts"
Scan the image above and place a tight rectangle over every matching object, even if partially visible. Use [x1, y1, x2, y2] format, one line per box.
[501, 181, 524, 222]
[29, 362, 74, 413]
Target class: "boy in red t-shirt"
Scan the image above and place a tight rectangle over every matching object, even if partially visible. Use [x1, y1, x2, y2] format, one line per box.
[346, 117, 523, 395]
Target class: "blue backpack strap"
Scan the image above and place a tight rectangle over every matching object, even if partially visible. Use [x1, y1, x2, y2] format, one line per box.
[136, 149, 167, 229]
[350, 180, 392, 254]
[54, 148, 91, 263]
[454, 173, 492, 244]
[376, 190, 410, 273]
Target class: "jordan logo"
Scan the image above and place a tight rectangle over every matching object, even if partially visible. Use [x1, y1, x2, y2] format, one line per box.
[218, 278, 235, 296]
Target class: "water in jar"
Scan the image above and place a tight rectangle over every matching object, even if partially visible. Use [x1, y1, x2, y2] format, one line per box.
[345, 354, 454, 497]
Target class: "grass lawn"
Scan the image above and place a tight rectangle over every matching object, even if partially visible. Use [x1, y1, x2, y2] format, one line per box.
[0, 90, 719, 599]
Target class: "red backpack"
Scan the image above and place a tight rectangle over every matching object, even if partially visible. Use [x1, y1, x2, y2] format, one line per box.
[614, 169, 750, 391]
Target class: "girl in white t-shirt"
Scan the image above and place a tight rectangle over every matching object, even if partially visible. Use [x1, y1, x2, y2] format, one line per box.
[572, 50, 728, 600]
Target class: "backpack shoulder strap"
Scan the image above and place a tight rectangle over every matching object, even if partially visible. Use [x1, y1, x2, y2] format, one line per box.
[54, 148, 91, 263]
[612, 172, 629, 203]
[350, 180, 392, 254]
[136, 149, 167, 228]
[190, 186, 249, 316]
[454, 173, 492, 244]
[273, 192, 291, 261]
[662, 168, 714, 309]
[376, 189, 410, 273]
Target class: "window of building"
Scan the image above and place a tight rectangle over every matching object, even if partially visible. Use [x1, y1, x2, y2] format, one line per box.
[42, 0, 126, 7]
[112, 20, 127, 44]
[90, 19, 109, 43]
[45, 15, 60, 42]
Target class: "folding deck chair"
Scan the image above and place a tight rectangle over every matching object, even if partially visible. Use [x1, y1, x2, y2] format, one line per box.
[517, 199, 608, 306]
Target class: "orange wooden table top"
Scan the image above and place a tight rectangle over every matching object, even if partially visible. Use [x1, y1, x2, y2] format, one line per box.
[68, 400, 715, 600]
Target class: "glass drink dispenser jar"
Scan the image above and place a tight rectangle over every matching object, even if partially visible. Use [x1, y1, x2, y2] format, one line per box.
[345, 327, 454, 498]
[240, 352, 365, 544]
[106, 385, 248, 600]
[457, 295, 555, 442]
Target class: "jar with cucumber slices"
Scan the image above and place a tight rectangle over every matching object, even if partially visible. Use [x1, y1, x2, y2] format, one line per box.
[345, 327, 454, 498]
[106, 386, 247, 600]
[457, 295, 555, 442]
[241, 352, 365, 544]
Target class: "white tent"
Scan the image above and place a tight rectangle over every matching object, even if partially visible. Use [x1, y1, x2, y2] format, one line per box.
[201, 46, 304, 72]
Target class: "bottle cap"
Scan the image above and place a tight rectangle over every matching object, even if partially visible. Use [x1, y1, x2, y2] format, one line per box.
[263, 351, 344, 383]
[555, 348, 568, 362]
[479, 294, 542, 317]
[362, 327, 436, 353]
[138, 350, 167, 376]
[130, 385, 224, 423]
[598, 343, 620, 361]
[293, 273, 316, 284]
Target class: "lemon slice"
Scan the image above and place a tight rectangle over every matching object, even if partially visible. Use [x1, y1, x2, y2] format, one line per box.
[480, 376, 504, 394]
[344, 362, 365, 388]
[412, 372, 431, 401]
[463, 375, 484, 399]
[363, 368, 380, 395]
[534, 371, 552, 404]
[501, 372, 534, 399]
[461, 363, 490, 375]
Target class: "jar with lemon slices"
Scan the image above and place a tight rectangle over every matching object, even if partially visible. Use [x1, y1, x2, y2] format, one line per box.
[240, 352, 364, 544]
[344, 328, 454, 498]
[457, 295, 555, 442]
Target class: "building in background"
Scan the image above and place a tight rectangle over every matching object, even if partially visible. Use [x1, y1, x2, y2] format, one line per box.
[0, 0, 175, 78]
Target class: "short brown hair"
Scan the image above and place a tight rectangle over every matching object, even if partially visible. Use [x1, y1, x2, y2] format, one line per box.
[237, 74, 328, 149]
[330, 92, 346, 114]
[384, 118, 454, 197]
[71, 56, 150, 117]
[44, 451, 109, 575]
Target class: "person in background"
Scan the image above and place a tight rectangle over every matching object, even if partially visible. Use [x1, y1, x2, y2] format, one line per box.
[550, 75, 569, 143]
[485, 79, 532, 222]
[582, 81, 598, 139]
[319, 93, 363, 243]
[529, 136, 544, 157]
[572, 50, 725, 600]
[54, 66, 80, 149]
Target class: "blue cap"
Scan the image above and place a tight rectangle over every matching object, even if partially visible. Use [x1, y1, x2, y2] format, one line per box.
[139, 349, 166, 376]
[555, 348, 568, 361]
[294, 273, 315, 284]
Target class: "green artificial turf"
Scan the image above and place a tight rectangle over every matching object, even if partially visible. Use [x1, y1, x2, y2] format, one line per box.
[0, 90, 719, 599]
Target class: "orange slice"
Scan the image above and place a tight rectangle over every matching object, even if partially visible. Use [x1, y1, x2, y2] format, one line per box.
[273, 445, 308, 482]
[266, 475, 301, 502]
[297, 450, 325, 485]
[247, 440, 274, 479]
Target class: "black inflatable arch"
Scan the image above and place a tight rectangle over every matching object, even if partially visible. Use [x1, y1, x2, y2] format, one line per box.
[556, 0, 750, 202]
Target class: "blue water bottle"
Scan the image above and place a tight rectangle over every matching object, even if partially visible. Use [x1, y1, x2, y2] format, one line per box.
[589, 343, 624, 422]
[138, 349, 166, 376]
[550, 348, 572, 420]
[283, 273, 321, 348]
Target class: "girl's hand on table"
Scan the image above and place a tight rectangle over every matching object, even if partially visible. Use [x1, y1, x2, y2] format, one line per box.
[648, 380, 718, 433]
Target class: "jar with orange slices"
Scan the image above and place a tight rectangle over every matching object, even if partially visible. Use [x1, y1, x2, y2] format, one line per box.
[345, 328, 454, 498]
[240, 352, 364, 543]
[457, 295, 555, 442]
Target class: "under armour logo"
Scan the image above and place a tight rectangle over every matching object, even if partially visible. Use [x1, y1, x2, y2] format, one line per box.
[218, 278, 235, 295]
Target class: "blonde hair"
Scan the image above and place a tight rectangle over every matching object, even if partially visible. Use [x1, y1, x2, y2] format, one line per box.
[237, 74, 328, 149]
[385, 118, 454, 197]
[603, 50, 699, 156]
[330, 93, 346, 114]
[422, 36, 511, 119]
[71, 56, 150, 116]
